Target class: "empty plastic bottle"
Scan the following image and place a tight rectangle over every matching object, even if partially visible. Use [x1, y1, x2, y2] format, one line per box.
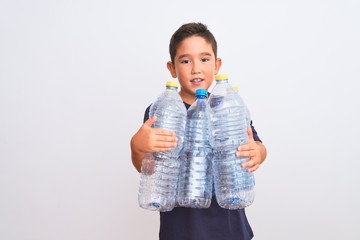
[234, 85, 251, 128]
[138, 81, 187, 212]
[208, 74, 255, 209]
[177, 89, 213, 208]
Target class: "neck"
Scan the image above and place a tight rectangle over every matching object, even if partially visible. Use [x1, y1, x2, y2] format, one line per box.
[179, 90, 196, 105]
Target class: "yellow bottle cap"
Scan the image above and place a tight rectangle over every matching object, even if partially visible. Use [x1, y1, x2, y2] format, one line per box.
[215, 74, 229, 81]
[166, 81, 179, 88]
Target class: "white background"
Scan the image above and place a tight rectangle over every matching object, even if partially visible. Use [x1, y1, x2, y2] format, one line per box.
[1, 0, 359, 239]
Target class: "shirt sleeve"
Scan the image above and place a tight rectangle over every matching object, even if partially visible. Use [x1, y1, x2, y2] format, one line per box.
[143, 105, 151, 123]
[250, 120, 262, 142]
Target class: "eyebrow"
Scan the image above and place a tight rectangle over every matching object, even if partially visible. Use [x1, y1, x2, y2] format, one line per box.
[177, 52, 213, 59]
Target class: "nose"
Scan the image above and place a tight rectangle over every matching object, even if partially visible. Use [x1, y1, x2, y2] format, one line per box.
[191, 61, 201, 74]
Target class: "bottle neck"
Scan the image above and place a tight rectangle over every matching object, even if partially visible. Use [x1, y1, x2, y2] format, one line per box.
[166, 86, 178, 91]
[196, 97, 207, 108]
[196, 96, 207, 100]
[215, 79, 229, 84]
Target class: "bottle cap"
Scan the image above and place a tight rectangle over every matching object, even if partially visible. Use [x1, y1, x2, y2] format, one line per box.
[166, 81, 179, 88]
[215, 74, 229, 81]
[195, 88, 207, 98]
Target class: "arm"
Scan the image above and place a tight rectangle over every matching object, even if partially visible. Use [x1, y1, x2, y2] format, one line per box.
[236, 127, 267, 173]
[130, 116, 178, 172]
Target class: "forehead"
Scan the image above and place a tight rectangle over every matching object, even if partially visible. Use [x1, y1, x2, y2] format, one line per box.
[176, 36, 214, 57]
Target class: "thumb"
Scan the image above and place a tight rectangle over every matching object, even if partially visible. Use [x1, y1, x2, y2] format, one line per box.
[144, 115, 157, 127]
[247, 127, 254, 141]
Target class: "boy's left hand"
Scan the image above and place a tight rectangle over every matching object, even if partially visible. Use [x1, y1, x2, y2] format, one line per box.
[236, 127, 262, 173]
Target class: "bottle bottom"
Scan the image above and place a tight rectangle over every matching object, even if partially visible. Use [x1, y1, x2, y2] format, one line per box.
[215, 188, 255, 209]
[138, 194, 175, 212]
[177, 197, 211, 209]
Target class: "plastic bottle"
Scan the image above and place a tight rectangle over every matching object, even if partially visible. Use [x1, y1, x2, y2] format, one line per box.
[234, 86, 251, 128]
[177, 89, 213, 208]
[208, 74, 255, 209]
[138, 81, 187, 212]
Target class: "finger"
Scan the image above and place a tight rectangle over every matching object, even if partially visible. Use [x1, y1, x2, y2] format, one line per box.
[144, 116, 157, 127]
[241, 157, 258, 168]
[155, 128, 176, 137]
[155, 135, 178, 143]
[152, 141, 178, 152]
[237, 144, 250, 152]
[247, 127, 254, 141]
[241, 160, 250, 169]
[153, 147, 172, 152]
[153, 140, 177, 148]
[247, 164, 260, 173]
[236, 149, 252, 157]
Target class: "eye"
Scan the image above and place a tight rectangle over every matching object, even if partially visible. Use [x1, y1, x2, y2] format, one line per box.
[201, 57, 210, 62]
[180, 59, 191, 64]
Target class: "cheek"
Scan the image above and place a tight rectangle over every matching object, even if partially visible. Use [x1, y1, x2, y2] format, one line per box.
[175, 65, 188, 76]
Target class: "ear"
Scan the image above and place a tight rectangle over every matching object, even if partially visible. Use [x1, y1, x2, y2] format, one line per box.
[214, 58, 222, 75]
[167, 61, 177, 78]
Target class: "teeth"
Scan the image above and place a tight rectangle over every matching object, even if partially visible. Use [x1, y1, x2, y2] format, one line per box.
[192, 79, 202, 82]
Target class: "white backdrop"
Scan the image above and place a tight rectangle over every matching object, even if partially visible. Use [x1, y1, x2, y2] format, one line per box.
[1, 0, 359, 239]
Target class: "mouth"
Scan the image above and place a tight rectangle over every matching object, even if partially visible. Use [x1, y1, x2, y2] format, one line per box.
[190, 78, 204, 84]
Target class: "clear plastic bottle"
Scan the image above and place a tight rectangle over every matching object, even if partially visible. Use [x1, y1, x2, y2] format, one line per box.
[138, 81, 187, 212]
[208, 74, 255, 209]
[234, 85, 251, 128]
[177, 89, 213, 208]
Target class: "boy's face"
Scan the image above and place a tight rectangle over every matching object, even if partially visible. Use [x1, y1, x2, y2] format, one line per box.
[167, 36, 222, 104]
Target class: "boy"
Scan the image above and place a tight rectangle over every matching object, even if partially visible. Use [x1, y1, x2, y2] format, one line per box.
[131, 22, 267, 240]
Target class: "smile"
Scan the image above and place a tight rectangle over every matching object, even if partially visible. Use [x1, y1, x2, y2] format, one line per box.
[190, 78, 204, 83]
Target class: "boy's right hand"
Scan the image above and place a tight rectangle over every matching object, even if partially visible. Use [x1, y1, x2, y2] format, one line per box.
[131, 116, 178, 154]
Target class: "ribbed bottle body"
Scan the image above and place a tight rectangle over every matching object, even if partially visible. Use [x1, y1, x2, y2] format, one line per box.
[177, 90, 213, 208]
[209, 78, 255, 209]
[138, 85, 187, 212]
[138, 154, 180, 211]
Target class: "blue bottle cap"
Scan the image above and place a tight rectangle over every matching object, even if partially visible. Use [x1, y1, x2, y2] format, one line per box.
[195, 88, 207, 98]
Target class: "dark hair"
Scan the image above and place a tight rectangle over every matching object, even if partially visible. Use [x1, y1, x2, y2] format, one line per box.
[169, 22, 218, 63]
